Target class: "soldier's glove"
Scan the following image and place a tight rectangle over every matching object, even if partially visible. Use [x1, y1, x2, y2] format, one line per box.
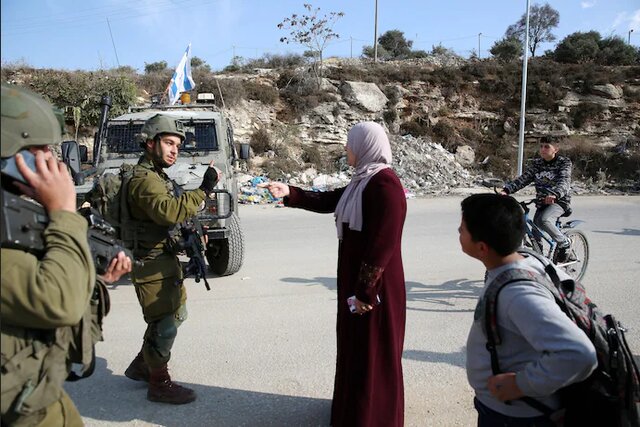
[199, 167, 219, 194]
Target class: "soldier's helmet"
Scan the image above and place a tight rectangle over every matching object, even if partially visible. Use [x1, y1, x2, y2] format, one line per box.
[140, 114, 186, 143]
[1, 83, 65, 158]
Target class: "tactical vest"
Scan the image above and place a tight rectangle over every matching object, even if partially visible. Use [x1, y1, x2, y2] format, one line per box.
[127, 162, 184, 260]
[85, 162, 176, 260]
[1, 279, 109, 422]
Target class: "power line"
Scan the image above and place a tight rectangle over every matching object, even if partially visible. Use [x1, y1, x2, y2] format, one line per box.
[106, 18, 120, 67]
[1, 0, 206, 37]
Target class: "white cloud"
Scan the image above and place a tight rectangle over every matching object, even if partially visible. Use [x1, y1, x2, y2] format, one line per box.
[630, 9, 640, 30]
[581, 1, 596, 9]
[611, 9, 640, 31]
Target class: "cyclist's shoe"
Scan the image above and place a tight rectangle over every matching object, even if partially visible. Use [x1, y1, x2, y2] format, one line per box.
[556, 245, 577, 263]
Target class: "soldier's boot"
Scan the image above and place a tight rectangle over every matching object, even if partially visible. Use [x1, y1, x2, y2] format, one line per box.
[124, 352, 150, 382]
[147, 364, 196, 405]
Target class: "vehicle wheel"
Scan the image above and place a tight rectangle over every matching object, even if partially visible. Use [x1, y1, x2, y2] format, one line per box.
[554, 229, 589, 281]
[206, 213, 244, 276]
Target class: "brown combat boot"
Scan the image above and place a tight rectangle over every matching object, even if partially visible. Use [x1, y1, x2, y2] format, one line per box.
[124, 352, 149, 382]
[147, 364, 196, 404]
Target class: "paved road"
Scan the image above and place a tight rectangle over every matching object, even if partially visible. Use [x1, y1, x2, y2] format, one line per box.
[67, 195, 640, 426]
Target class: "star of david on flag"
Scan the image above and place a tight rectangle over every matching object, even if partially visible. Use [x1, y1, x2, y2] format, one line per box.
[168, 43, 196, 105]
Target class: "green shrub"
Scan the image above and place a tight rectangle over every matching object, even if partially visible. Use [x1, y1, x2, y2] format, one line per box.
[383, 109, 398, 125]
[399, 120, 429, 137]
[244, 81, 279, 104]
[250, 128, 272, 154]
[301, 143, 324, 169]
[214, 79, 246, 107]
[571, 103, 604, 128]
[490, 37, 523, 62]
[461, 127, 482, 144]
[25, 69, 137, 127]
[262, 157, 299, 179]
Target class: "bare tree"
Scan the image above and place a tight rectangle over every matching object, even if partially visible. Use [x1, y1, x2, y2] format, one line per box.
[505, 3, 559, 57]
[277, 3, 344, 87]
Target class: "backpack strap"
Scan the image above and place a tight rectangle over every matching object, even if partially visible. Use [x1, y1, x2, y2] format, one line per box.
[483, 268, 554, 370]
[482, 256, 565, 417]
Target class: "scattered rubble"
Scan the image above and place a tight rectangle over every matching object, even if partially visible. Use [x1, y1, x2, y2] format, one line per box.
[238, 134, 481, 204]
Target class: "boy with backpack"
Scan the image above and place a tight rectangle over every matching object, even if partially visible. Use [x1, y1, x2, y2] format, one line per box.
[460, 193, 598, 426]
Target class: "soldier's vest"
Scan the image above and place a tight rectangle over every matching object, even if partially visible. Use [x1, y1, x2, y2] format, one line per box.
[1, 280, 110, 422]
[85, 162, 177, 260]
[126, 163, 184, 259]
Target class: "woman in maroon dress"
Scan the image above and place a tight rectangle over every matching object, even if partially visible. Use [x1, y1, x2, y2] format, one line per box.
[262, 122, 407, 426]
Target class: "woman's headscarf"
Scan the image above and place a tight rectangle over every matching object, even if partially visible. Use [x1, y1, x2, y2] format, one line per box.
[334, 122, 392, 239]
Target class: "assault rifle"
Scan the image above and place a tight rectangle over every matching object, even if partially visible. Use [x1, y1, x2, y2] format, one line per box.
[170, 181, 212, 291]
[1, 188, 139, 275]
[180, 219, 211, 291]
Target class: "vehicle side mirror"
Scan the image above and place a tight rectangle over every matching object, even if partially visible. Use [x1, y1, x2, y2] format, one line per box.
[61, 140, 84, 185]
[239, 143, 250, 160]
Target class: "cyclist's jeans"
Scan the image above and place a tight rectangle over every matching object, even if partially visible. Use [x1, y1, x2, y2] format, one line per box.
[534, 204, 569, 247]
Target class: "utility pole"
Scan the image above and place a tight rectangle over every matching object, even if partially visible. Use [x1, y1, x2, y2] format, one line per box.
[351, 36, 353, 58]
[478, 33, 482, 59]
[517, 0, 531, 175]
[373, 0, 379, 62]
[106, 18, 120, 67]
[629, 29, 635, 44]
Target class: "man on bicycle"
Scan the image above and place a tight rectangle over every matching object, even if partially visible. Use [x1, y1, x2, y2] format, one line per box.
[501, 137, 574, 263]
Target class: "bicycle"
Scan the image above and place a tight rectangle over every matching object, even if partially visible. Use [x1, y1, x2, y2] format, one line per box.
[483, 179, 589, 281]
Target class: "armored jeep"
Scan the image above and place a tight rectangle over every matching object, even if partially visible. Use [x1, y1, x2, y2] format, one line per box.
[69, 94, 249, 276]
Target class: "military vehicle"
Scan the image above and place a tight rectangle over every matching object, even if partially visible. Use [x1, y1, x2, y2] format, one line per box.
[63, 93, 249, 276]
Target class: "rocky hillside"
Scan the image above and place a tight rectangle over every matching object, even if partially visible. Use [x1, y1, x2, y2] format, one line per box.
[4, 57, 639, 194]
[219, 57, 639, 193]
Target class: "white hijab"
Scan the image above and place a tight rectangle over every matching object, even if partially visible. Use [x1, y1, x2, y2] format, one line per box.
[334, 122, 392, 239]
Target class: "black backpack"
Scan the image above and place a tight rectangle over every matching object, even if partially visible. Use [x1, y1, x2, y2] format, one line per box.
[482, 249, 640, 427]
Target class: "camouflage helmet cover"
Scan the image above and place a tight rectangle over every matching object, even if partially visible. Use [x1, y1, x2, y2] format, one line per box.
[140, 114, 186, 143]
[1, 83, 65, 158]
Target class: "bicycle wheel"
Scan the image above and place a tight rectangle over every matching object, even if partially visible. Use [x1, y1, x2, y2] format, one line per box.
[554, 229, 589, 281]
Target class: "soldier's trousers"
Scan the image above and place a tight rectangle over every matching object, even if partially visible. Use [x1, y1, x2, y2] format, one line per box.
[131, 253, 188, 368]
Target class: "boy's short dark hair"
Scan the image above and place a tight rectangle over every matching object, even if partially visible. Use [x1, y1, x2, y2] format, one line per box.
[461, 194, 525, 256]
[540, 136, 561, 146]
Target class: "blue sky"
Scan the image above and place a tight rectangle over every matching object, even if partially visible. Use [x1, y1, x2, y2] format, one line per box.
[2, 0, 639, 72]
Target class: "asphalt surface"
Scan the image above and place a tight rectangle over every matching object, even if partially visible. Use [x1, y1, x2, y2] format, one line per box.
[66, 194, 640, 426]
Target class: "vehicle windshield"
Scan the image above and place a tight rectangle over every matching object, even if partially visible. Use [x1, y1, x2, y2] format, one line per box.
[106, 120, 219, 153]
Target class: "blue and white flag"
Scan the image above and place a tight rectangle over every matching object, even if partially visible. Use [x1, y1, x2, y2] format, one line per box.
[168, 43, 196, 105]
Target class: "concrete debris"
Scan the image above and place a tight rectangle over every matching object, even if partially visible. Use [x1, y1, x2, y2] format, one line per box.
[239, 133, 479, 204]
[390, 134, 474, 196]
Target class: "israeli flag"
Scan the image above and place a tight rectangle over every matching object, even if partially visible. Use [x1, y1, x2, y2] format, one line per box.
[168, 43, 196, 105]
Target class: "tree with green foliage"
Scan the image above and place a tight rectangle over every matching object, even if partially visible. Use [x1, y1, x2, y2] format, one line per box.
[144, 61, 168, 74]
[378, 30, 413, 58]
[505, 3, 559, 57]
[554, 32, 638, 65]
[190, 56, 211, 72]
[24, 69, 137, 128]
[431, 44, 457, 56]
[362, 45, 392, 60]
[277, 3, 344, 86]
[596, 36, 638, 65]
[554, 31, 601, 63]
[490, 36, 524, 61]
[362, 30, 424, 60]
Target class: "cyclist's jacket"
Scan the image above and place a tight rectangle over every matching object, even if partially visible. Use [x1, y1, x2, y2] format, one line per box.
[503, 155, 572, 212]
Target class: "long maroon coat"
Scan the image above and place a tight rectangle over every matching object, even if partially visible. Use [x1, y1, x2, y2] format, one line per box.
[286, 168, 407, 427]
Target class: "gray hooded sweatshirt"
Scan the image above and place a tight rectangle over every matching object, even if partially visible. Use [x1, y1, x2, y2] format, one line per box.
[466, 255, 597, 418]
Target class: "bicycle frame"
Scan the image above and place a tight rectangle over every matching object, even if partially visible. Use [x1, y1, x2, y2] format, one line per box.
[520, 199, 587, 275]
[522, 207, 560, 260]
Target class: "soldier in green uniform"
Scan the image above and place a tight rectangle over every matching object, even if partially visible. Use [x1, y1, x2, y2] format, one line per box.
[1, 83, 131, 426]
[123, 113, 220, 404]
